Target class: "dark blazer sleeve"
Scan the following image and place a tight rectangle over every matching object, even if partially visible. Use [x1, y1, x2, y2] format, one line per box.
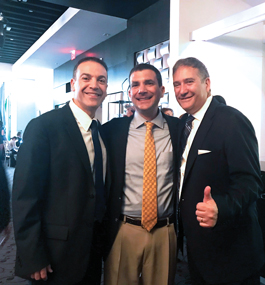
[0, 161, 10, 232]
[12, 117, 50, 277]
[213, 106, 262, 226]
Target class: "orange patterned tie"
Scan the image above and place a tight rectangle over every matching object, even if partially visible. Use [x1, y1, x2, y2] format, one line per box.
[141, 122, 157, 232]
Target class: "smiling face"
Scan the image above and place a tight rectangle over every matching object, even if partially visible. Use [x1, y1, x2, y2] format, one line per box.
[70, 60, 108, 118]
[173, 66, 210, 115]
[129, 69, 164, 121]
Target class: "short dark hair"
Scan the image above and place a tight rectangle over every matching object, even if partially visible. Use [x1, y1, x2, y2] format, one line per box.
[129, 63, 163, 87]
[73, 57, 108, 79]
[172, 57, 209, 81]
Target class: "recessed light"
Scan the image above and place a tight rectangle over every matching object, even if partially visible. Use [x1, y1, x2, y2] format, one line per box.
[10, 38, 14, 41]
[29, 10, 33, 13]
[103, 33, 110, 37]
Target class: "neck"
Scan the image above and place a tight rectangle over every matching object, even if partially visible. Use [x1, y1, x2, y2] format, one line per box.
[73, 99, 95, 118]
[138, 108, 159, 121]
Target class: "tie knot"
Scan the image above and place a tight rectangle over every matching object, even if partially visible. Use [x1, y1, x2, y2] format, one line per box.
[90, 120, 98, 131]
[144, 121, 154, 131]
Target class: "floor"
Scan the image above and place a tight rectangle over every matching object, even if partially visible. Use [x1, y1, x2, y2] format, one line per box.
[1, 165, 263, 285]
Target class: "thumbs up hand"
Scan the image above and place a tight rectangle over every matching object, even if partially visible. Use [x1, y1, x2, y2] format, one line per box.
[196, 186, 218, 228]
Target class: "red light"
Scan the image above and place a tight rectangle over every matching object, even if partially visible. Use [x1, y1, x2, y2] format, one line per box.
[71, 50, 76, 60]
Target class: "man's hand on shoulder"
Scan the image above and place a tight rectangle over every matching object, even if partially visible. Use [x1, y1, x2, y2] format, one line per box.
[196, 186, 218, 228]
[31, 265, 53, 281]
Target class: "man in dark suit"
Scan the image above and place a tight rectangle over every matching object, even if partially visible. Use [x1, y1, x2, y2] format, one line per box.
[12, 57, 109, 285]
[173, 57, 264, 285]
[0, 134, 10, 233]
[103, 63, 182, 285]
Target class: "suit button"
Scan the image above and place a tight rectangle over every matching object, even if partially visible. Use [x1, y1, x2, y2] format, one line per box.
[89, 194, 95, 199]
[87, 222, 93, 227]
[119, 197, 121, 200]
[115, 218, 118, 222]
[181, 199, 184, 201]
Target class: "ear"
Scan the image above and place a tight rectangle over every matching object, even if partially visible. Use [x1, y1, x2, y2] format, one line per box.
[160, 86, 165, 98]
[128, 89, 132, 100]
[70, 78, 75, 92]
[205, 77, 211, 93]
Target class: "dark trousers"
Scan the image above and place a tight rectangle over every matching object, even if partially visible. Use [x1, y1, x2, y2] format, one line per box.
[10, 149, 17, 167]
[187, 247, 260, 285]
[30, 221, 105, 285]
[76, 220, 104, 285]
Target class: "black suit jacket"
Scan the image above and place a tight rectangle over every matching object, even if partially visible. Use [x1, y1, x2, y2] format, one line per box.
[102, 113, 183, 257]
[180, 97, 264, 283]
[12, 103, 107, 284]
[0, 160, 10, 233]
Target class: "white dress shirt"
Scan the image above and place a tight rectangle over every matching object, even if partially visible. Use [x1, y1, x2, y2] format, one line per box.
[69, 99, 106, 181]
[179, 96, 212, 197]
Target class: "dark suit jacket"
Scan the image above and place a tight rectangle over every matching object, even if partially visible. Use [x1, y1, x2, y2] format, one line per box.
[102, 113, 183, 257]
[12, 103, 107, 284]
[0, 160, 10, 233]
[180, 97, 264, 283]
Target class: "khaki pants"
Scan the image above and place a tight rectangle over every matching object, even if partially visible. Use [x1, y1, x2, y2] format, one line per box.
[104, 221, 177, 285]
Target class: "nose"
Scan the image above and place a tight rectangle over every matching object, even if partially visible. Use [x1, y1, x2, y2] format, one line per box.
[138, 83, 147, 94]
[89, 77, 99, 90]
[179, 83, 188, 96]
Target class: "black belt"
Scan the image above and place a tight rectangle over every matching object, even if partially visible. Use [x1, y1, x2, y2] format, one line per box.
[119, 214, 174, 229]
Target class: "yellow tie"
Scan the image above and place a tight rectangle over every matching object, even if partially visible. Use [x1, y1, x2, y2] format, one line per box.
[141, 122, 157, 232]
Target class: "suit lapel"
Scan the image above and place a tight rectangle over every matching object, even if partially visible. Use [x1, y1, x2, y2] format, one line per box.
[62, 104, 93, 180]
[184, 98, 218, 182]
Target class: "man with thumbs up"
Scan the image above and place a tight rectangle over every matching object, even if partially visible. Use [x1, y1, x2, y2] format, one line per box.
[173, 57, 264, 285]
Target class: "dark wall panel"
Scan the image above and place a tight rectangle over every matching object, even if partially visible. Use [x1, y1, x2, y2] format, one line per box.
[127, 0, 169, 56]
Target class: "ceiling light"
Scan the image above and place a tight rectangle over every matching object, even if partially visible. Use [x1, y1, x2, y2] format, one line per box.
[6, 27, 11, 31]
[29, 10, 33, 13]
[10, 38, 13, 41]
[70, 50, 76, 60]
[103, 33, 110, 37]
[0, 14, 3, 22]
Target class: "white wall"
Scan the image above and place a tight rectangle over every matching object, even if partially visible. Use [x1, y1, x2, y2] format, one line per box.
[11, 65, 54, 135]
[170, 0, 265, 170]
[0, 63, 12, 84]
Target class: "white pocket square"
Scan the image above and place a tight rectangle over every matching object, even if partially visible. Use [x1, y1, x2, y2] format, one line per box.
[198, 149, 211, 155]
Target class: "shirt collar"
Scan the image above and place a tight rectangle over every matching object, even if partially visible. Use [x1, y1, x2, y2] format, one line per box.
[192, 95, 212, 122]
[132, 109, 165, 129]
[69, 99, 93, 130]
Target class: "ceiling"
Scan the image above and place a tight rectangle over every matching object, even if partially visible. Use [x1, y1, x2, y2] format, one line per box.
[1, 0, 264, 69]
[0, 0, 160, 67]
[0, 0, 68, 64]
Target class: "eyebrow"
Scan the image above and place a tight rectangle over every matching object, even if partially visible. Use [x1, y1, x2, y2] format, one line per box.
[80, 73, 107, 79]
[131, 79, 155, 84]
[173, 77, 195, 83]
